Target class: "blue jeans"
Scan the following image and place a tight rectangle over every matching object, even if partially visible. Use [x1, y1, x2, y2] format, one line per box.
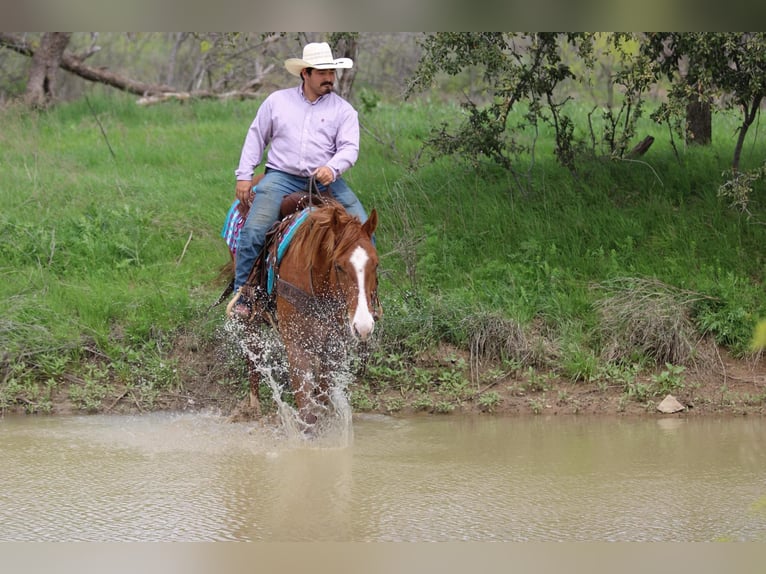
[234, 170, 368, 291]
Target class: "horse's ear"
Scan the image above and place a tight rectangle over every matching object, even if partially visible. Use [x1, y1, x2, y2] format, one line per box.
[362, 209, 378, 237]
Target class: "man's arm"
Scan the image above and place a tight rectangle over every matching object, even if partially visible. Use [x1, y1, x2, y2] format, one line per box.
[325, 105, 359, 178]
[235, 99, 272, 182]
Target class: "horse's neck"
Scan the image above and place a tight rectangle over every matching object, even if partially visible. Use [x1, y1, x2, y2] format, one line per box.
[307, 260, 335, 295]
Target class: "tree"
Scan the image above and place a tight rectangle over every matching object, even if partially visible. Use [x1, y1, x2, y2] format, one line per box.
[328, 32, 359, 100]
[24, 32, 72, 108]
[645, 33, 766, 172]
[405, 32, 593, 176]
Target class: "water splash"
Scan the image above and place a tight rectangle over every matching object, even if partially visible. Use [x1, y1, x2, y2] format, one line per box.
[222, 318, 354, 447]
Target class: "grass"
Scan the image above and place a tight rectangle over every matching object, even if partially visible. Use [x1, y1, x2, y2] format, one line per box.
[1, 93, 765, 414]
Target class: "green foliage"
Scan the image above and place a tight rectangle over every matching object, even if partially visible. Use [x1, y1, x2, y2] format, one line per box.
[651, 363, 685, 396]
[693, 269, 764, 356]
[407, 31, 766, 191]
[623, 379, 651, 403]
[0, 362, 56, 414]
[527, 397, 545, 414]
[350, 386, 377, 411]
[561, 343, 600, 383]
[68, 367, 112, 412]
[382, 397, 405, 413]
[645, 33, 766, 172]
[357, 89, 380, 114]
[406, 33, 591, 172]
[752, 320, 766, 351]
[718, 161, 766, 216]
[1, 94, 764, 411]
[477, 391, 501, 412]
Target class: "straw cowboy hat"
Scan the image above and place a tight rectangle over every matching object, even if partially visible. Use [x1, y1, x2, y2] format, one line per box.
[285, 42, 353, 77]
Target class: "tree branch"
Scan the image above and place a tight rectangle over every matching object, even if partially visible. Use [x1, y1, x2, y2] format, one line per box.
[0, 32, 267, 104]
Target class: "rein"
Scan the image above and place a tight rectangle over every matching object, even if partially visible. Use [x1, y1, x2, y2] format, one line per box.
[306, 173, 321, 206]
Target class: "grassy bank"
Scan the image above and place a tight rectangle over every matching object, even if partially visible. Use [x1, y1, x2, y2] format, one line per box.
[1, 94, 764, 416]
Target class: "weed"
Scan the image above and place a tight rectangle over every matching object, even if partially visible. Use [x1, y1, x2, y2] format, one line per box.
[383, 397, 405, 413]
[411, 367, 434, 393]
[528, 397, 544, 414]
[411, 394, 434, 412]
[463, 311, 529, 378]
[434, 400, 456, 414]
[624, 380, 651, 402]
[523, 367, 552, 392]
[478, 391, 501, 412]
[741, 393, 766, 407]
[561, 344, 599, 383]
[350, 387, 377, 411]
[594, 277, 707, 366]
[68, 376, 112, 412]
[617, 395, 629, 412]
[651, 363, 686, 396]
[596, 361, 643, 396]
[366, 351, 408, 381]
[435, 367, 471, 401]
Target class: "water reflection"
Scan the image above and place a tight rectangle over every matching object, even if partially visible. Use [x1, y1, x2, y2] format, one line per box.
[1, 413, 765, 541]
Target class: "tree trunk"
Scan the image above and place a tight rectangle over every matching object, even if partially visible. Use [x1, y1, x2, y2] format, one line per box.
[731, 94, 762, 173]
[335, 36, 358, 101]
[25, 32, 72, 108]
[686, 97, 711, 145]
[626, 136, 655, 158]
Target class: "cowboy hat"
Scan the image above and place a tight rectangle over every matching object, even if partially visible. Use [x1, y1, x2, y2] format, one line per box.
[285, 42, 353, 77]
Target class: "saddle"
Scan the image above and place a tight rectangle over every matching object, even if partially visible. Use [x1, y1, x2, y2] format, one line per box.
[232, 189, 332, 323]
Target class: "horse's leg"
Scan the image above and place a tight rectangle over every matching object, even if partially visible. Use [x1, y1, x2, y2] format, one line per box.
[247, 356, 262, 415]
[315, 353, 333, 410]
[226, 343, 262, 423]
[241, 321, 265, 418]
[284, 342, 318, 427]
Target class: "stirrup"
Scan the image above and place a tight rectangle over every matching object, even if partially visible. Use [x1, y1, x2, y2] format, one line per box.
[226, 288, 252, 320]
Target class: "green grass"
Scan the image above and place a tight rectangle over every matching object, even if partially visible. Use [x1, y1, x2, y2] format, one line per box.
[1, 93, 765, 412]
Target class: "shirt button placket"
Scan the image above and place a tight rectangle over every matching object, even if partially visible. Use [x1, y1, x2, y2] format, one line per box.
[300, 105, 312, 175]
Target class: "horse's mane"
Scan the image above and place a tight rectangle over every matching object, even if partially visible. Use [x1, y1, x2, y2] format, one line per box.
[290, 200, 368, 272]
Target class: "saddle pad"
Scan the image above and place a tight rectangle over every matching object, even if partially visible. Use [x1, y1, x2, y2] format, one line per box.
[221, 199, 244, 255]
[267, 207, 314, 295]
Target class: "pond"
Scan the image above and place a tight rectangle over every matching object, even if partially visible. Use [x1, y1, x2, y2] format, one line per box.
[1, 412, 765, 542]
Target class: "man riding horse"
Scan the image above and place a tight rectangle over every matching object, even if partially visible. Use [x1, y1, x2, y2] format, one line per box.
[229, 41, 369, 320]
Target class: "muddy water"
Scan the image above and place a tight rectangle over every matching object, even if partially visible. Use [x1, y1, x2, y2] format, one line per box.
[1, 413, 765, 542]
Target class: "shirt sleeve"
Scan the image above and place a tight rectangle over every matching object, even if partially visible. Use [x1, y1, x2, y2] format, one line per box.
[326, 104, 359, 178]
[234, 98, 273, 181]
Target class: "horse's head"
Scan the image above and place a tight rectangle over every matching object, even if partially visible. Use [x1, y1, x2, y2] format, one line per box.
[331, 208, 380, 341]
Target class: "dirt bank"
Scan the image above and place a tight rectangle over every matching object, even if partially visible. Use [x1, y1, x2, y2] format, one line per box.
[7, 332, 765, 419]
[84, 338, 766, 419]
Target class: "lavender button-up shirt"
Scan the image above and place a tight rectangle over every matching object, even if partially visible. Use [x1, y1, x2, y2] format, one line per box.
[235, 85, 359, 181]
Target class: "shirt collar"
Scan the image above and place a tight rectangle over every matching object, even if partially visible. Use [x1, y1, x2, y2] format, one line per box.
[298, 83, 327, 105]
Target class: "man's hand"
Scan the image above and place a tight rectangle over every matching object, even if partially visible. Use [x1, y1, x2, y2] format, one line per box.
[313, 166, 335, 186]
[235, 180, 255, 206]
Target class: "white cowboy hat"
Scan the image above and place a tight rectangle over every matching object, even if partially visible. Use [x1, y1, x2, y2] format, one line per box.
[284, 42, 353, 77]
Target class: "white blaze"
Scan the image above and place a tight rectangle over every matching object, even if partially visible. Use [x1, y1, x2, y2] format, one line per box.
[349, 246, 375, 340]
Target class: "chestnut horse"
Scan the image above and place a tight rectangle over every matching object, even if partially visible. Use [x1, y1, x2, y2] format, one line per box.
[227, 198, 380, 430]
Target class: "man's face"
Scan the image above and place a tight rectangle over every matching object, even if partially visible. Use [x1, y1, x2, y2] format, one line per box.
[304, 68, 336, 98]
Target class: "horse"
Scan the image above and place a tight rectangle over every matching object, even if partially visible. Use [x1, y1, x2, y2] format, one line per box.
[225, 196, 380, 431]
